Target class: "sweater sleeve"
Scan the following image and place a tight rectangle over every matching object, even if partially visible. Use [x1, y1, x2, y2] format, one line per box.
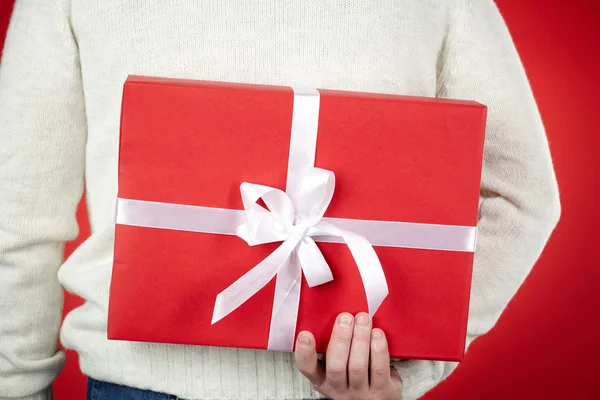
[391, 1, 561, 399]
[0, 0, 86, 398]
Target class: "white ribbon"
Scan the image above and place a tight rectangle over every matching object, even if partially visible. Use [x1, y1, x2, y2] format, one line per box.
[115, 87, 478, 351]
[209, 88, 389, 350]
[115, 198, 477, 252]
[211, 167, 389, 350]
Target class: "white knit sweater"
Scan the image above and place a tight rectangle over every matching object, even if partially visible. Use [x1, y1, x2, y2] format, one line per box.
[0, 1, 560, 399]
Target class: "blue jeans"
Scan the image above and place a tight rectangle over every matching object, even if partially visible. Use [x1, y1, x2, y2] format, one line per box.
[87, 377, 323, 400]
[87, 378, 178, 400]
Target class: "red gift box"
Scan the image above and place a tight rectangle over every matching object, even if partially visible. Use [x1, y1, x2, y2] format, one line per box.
[108, 75, 486, 361]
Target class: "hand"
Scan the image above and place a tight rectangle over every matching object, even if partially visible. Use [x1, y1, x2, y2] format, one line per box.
[295, 312, 402, 400]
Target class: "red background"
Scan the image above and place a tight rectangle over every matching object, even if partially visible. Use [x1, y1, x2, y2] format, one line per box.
[1, 1, 599, 399]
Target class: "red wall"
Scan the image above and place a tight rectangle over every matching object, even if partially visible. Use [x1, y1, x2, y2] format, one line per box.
[1, 1, 599, 399]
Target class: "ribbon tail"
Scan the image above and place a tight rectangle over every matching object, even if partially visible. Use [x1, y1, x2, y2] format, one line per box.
[316, 222, 389, 316]
[297, 237, 333, 287]
[267, 251, 302, 351]
[212, 236, 300, 325]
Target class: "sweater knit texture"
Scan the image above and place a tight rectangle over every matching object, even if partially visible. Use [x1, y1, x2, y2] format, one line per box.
[0, 1, 560, 399]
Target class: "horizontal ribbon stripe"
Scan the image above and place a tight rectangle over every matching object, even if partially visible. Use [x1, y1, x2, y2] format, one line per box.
[116, 197, 476, 252]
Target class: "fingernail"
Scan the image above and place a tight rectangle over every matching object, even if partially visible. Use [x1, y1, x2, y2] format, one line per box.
[372, 329, 383, 340]
[297, 333, 311, 348]
[338, 313, 353, 327]
[356, 314, 369, 327]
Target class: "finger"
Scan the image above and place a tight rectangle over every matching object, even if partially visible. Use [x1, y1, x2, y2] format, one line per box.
[369, 328, 392, 392]
[325, 312, 354, 390]
[347, 312, 371, 392]
[391, 367, 403, 387]
[295, 331, 326, 390]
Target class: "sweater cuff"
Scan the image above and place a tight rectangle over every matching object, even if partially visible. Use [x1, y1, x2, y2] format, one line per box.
[0, 387, 53, 400]
[391, 359, 451, 400]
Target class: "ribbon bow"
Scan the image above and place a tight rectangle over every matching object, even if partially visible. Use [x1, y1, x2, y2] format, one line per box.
[211, 166, 389, 350]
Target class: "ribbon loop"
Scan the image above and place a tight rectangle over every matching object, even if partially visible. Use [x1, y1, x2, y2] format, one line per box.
[296, 168, 336, 226]
[237, 183, 294, 245]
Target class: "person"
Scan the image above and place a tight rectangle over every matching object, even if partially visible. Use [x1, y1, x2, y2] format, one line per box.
[0, 0, 561, 399]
